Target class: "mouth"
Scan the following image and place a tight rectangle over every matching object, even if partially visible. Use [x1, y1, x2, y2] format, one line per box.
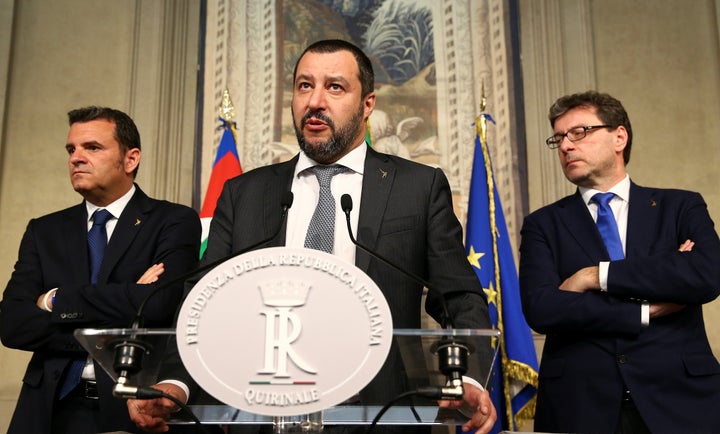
[304, 117, 328, 132]
[301, 111, 334, 133]
[563, 154, 582, 167]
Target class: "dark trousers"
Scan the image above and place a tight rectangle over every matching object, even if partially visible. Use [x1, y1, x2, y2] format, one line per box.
[51, 394, 102, 434]
[615, 391, 651, 434]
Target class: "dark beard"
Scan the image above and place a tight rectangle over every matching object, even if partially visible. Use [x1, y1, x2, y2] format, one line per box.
[295, 107, 364, 164]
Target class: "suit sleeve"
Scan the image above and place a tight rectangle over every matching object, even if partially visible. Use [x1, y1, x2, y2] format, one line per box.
[519, 213, 643, 336]
[607, 191, 720, 304]
[0, 219, 78, 352]
[421, 168, 493, 381]
[423, 167, 491, 330]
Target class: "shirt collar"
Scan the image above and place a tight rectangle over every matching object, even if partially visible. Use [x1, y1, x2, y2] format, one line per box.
[295, 141, 367, 177]
[579, 174, 631, 205]
[85, 184, 136, 222]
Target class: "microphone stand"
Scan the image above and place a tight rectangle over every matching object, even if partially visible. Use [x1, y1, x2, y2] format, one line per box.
[339, 194, 469, 408]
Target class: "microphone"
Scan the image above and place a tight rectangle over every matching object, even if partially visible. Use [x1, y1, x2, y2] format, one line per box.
[339, 194, 466, 400]
[111, 191, 294, 400]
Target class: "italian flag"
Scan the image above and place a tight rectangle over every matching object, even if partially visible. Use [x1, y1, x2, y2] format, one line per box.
[199, 118, 242, 258]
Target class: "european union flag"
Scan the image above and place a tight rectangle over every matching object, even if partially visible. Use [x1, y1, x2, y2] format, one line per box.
[464, 115, 538, 433]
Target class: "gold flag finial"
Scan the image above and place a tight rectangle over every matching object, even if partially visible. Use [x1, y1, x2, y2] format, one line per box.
[480, 81, 487, 113]
[479, 81, 488, 144]
[218, 88, 236, 121]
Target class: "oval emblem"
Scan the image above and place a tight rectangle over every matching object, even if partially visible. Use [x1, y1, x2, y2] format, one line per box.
[176, 247, 393, 416]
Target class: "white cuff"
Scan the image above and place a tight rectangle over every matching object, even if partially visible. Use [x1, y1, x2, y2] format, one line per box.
[41, 288, 58, 312]
[462, 375, 484, 391]
[641, 302, 650, 326]
[157, 379, 190, 405]
[598, 261, 610, 291]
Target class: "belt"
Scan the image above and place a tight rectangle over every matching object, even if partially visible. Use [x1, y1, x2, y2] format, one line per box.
[67, 379, 99, 400]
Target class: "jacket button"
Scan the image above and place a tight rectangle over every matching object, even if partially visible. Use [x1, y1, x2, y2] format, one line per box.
[617, 355, 627, 364]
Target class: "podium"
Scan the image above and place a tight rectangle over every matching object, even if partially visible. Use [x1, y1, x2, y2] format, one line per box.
[75, 246, 500, 432]
[74, 327, 499, 431]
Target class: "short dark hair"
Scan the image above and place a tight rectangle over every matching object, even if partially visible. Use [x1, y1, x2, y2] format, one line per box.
[293, 39, 375, 98]
[549, 91, 633, 164]
[68, 106, 141, 176]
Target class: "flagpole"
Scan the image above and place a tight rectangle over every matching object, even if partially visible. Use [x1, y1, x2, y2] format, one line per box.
[476, 83, 515, 430]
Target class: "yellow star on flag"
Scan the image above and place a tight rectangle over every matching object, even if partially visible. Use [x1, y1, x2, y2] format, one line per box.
[467, 245, 485, 269]
[484, 282, 497, 306]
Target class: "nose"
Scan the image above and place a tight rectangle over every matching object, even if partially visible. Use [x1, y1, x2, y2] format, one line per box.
[69, 148, 85, 164]
[558, 135, 574, 151]
[306, 87, 326, 110]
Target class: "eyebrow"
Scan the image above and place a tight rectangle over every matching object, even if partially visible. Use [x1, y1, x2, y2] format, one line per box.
[295, 73, 351, 87]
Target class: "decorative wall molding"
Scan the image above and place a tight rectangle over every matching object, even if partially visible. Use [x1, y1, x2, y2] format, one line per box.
[129, 0, 200, 205]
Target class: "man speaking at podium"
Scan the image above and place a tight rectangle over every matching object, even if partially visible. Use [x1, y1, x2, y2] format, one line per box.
[129, 39, 497, 433]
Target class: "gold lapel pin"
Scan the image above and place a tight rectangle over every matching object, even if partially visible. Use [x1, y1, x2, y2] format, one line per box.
[379, 168, 387, 179]
[650, 200, 657, 207]
[135, 218, 141, 226]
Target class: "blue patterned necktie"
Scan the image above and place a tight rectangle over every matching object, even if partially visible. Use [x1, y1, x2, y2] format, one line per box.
[87, 208, 113, 284]
[592, 192, 624, 260]
[304, 165, 347, 253]
[59, 208, 113, 399]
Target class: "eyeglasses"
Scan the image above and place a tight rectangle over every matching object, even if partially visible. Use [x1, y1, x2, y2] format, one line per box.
[545, 125, 613, 149]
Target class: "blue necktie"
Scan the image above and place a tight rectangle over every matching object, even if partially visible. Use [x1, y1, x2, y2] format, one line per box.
[87, 209, 113, 284]
[304, 165, 347, 253]
[59, 208, 113, 399]
[592, 192, 624, 260]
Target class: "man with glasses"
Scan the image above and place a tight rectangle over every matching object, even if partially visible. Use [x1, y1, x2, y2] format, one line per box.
[518, 91, 720, 433]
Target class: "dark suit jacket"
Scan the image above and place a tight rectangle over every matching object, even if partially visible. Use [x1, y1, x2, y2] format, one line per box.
[0, 185, 201, 434]
[168, 146, 491, 407]
[519, 182, 720, 433]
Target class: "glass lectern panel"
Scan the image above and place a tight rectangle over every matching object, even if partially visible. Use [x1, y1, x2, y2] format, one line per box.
[74, 328, 499, 428]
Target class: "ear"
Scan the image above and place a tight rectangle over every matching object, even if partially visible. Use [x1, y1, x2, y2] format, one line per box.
[363, 92, 376, 120]
[124, 148, 141, 175]
[614, 126, 628, 154]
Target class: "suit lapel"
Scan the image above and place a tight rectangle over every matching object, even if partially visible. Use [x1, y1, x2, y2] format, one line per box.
[558, 191, 610, 262]
[625, 182, 658, 258]
[264, 156, 297, 247]
[63, 204, 91, 282]
[355, 148, 394, 271]
[98, 187, 150, 282]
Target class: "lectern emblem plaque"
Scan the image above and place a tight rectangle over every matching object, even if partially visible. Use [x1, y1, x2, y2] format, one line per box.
[176, 247, 393, 416]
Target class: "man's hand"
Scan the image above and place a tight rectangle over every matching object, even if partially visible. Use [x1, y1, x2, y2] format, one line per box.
[127, 383, 186, 433]
[678, 239, 694, 252]
[650, 302, 685, 318]
[559, 266, 600, 293]
[137, 263, 165, 284]
[438, 383, 497, 433]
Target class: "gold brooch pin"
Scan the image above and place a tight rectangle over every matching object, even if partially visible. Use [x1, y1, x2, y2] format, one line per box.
[135, 219, 141, 226]
[379, 168, 387, 179]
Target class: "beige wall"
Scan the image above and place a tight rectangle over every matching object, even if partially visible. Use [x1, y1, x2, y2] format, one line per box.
[0, 0, 718, 431]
